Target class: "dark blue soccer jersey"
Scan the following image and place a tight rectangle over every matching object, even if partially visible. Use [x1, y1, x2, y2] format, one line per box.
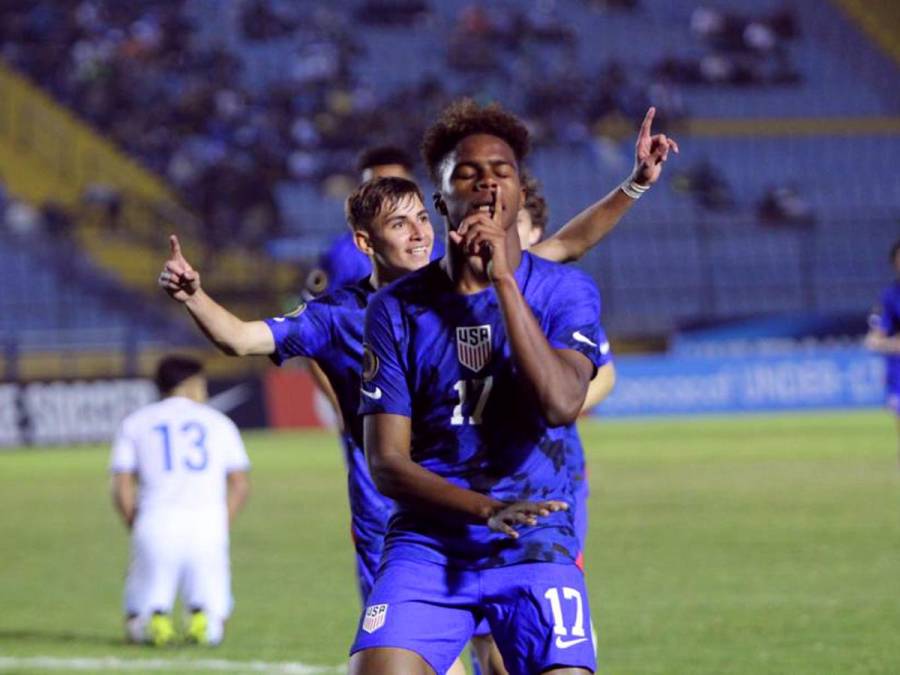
[567, 325, 613, 500]
[359, 252, 607, 569]
[265, 279, 393, 551]
[878, 281, 900, 393]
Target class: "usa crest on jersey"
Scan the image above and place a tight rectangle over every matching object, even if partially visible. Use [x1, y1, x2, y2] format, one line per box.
[362, 603, 388, 634]
[456, 325, 492, 372]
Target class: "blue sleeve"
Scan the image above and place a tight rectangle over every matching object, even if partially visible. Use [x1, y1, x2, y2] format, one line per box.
[596, 325, 613, 368]
[359, 292, 412, 417]
[545, 270, 608, 371]
[263, 300, 332, 366]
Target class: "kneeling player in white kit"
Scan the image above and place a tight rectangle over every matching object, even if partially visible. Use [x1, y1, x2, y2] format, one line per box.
[110, 356, 251, 646]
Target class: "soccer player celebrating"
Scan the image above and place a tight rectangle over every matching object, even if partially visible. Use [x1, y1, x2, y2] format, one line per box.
[350, 100, 617, 675]
[159, 107, 675, 671]
[110, 356, 251, 646]
[864, 239, 900, 463]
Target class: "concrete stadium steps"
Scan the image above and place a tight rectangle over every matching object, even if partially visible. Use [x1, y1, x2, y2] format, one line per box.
[0, 63, 300, 310]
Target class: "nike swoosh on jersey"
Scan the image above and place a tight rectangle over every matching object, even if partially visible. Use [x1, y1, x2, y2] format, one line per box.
[555, 636, 588, 649]
[360, 385, 383, 400]
[572, 331, 598, 348]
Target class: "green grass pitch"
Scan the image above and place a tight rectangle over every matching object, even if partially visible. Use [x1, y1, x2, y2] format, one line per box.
[0, 410, 898, 674]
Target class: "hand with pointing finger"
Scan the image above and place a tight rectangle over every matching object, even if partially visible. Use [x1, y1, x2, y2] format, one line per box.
[631, 106, 680, 187]
[158, 234, 201, 303]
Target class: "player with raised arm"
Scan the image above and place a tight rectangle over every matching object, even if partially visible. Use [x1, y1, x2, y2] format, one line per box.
[110, 356, 250, 646]
[159, 108, 675, 670]
[864, 239, 900, 463]
[349, 99, 632, 675]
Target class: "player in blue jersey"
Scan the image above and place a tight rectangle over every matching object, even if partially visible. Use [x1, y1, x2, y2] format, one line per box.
[864, 239, 900, 463]
[160, 109, 675, 673]
[348, 99, 674, 675]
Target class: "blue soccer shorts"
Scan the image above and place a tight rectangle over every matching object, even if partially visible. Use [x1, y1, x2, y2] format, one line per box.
[350, 557, 596, 675]
[354, 543, 382, 605]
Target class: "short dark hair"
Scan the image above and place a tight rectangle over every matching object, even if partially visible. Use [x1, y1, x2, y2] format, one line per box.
[155, 355, 204, 394]
[891, 239, 900, 263]
[356, 145, 414, 174]
[521, 171, 548, 234]
[345, 177, 425, 234]
[421, 98, 530, 183]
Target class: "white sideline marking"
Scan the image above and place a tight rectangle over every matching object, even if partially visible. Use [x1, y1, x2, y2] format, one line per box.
[0, 655, 346, 673]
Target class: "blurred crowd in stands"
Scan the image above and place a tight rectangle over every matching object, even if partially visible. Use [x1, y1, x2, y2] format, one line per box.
[0, 0, 809, 247]
[0, 175, 74, 240]
[656, 6, 801, 87]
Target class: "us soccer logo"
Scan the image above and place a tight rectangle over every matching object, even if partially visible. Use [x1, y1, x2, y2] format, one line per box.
[456, 325, 492, 372]
[362, 604, 388, 634]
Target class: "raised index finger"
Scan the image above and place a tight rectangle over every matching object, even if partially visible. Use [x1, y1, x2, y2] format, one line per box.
[169, 234, 183, 259]
[639, 106, 656, 140]
[490, 185, 502, 227]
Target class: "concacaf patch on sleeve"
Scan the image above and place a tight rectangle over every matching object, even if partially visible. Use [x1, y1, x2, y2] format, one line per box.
[362, 343, 380, 382]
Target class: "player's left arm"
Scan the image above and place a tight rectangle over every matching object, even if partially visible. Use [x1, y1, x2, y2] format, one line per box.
[111, 472, 138, 530]
[494, 273, 595, 425]
[226, 471, 250, 525]
[531, 107, 679, 264]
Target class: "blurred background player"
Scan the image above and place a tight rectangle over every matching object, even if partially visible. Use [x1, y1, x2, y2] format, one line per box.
[864, 239, 900, 463]
[110, 355, 251, 646]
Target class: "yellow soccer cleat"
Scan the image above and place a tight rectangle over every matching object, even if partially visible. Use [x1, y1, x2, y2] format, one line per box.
[148, 612, 175, 647]
[185, 610, 208, 645]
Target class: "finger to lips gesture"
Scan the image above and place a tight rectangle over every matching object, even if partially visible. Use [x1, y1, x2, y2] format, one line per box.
[634, 106, 680, 185]
[158, 234, 200, 302]
[456, 187, 511, 281]
[488, 500, 569, 539]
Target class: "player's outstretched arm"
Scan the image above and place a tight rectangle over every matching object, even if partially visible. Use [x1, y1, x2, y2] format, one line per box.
[531, 107, 679, 264]
[364, 414, 566, 535]
[111, 472, 137, 530]
[158, 235, 274, 356]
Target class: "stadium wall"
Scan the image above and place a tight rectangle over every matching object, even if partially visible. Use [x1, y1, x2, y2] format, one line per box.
[0, 368, 334, 447]
[596, 349, 884, 417]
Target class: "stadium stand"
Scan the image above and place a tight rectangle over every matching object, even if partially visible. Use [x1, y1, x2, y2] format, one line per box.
[0, 0, 897, 359]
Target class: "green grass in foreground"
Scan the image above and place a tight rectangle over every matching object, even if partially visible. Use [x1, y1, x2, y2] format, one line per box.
[0, 410, 898, 674]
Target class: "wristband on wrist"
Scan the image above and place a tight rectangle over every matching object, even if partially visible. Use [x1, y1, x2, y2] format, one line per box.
[620, 179, 651, 200]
